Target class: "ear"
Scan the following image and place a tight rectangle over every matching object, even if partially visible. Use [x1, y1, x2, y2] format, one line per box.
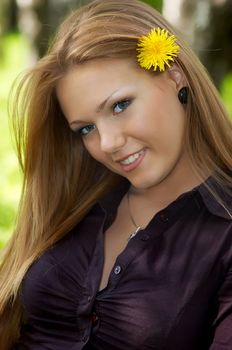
[167, 63, 187, 91]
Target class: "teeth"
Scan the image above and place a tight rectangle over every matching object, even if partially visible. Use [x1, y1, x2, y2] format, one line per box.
[120, 150, 145, 165]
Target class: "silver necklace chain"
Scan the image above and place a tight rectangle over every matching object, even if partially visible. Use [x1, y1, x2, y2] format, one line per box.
[127, 191, 142, 241]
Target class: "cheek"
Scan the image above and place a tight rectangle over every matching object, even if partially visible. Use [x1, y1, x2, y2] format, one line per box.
[83, 138, 108, 163]
[83, 140, 98, 159]
[83, 141, 118, 173]
[143, 101, 186, 152]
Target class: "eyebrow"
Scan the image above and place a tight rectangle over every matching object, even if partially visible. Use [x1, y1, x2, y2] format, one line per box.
[70, 89, 119, 126]
[96, 89, 119, 113]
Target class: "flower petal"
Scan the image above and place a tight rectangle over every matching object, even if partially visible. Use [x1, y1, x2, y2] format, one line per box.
[137, 28, 180, 72]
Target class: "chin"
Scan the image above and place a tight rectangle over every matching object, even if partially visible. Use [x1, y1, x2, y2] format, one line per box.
[128, 171, 169, 191]
[129, 178, 159, 190]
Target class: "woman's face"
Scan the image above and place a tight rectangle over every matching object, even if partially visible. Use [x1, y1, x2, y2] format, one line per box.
[57, 58, 190, 191]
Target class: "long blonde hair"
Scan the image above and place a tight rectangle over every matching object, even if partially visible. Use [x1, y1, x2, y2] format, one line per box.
[1, 0, 232, 347]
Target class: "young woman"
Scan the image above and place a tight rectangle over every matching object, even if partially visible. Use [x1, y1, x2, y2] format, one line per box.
[1, 0, 232, 349]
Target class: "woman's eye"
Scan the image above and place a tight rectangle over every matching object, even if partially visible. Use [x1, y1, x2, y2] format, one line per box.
[78, 124, 96, 136]
[113, 99, 131, 114]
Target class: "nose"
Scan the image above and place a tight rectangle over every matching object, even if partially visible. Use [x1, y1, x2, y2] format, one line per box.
[98, 123, 126, 153]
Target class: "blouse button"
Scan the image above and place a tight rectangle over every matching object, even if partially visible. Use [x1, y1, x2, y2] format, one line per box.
[91, 312, 99, 324]
[114, 265, 121, 274]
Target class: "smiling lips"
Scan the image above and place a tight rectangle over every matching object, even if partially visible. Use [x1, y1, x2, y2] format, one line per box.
[117, 148, 146, 172]
[120, 149, 145, 165]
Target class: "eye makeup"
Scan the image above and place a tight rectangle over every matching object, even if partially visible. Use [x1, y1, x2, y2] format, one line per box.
[75, 97, 133, 137]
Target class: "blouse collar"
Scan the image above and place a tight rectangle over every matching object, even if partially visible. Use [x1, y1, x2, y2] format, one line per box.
[98, 175, 232, 221]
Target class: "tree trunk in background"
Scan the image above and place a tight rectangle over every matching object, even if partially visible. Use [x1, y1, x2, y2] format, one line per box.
[163, 0, 232, 89]
[0, 0, 18, 63]
[0, 0, 18, 35]
[17, 0, 87, 60]
[202, 0, 232, 88]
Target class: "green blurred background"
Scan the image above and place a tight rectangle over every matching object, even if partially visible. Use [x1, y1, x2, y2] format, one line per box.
[0, 0, 232, 248]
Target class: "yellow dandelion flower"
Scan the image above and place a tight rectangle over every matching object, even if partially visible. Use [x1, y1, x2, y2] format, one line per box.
[137, 28, 180, 72]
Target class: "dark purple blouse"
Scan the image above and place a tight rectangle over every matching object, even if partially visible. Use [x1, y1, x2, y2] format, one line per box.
[15, 177, 232, 350]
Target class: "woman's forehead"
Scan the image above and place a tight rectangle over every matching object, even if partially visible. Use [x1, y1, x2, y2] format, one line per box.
[57, 57, 164, 95]
[66, 58, 141, 80]
[56, 59, 141, 102]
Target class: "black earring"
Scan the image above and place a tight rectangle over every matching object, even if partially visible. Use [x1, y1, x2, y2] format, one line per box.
[178, 87, 188, 104]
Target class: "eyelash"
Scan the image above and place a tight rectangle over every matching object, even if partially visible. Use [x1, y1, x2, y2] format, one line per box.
[77, 98, 131, 136]
[113, 99, 131, 114]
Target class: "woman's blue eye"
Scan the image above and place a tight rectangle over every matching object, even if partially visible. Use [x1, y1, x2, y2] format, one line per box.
[78, 124, 96, 136]
[113, 99, 131, 114]
[77, 99, 131, 136]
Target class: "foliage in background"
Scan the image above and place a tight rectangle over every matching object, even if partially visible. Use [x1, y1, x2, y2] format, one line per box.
[221, 73, 232, 117]
[143, 0, 163, 12]
[0, 33, 29, 248]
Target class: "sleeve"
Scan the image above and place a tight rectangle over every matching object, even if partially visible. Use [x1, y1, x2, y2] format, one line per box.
[209, 269, 232, 350]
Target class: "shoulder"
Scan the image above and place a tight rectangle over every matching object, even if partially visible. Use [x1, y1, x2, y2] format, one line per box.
[186, 181, 232, 272]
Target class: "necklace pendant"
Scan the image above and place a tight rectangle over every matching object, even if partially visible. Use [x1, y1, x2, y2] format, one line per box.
[128, 226, 141, 241]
